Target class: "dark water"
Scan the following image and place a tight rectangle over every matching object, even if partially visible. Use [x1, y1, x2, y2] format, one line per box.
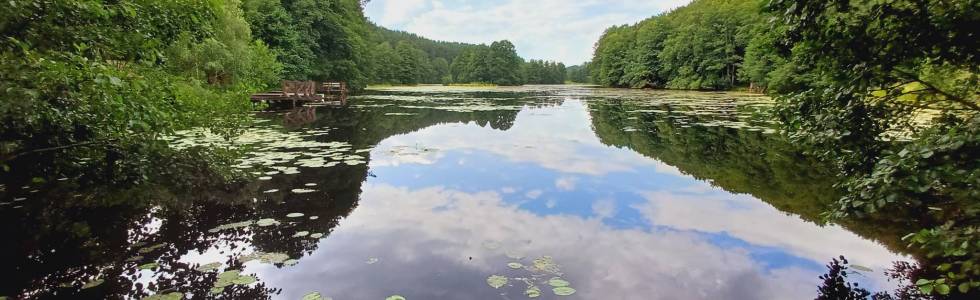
[0, 85, 911, 299]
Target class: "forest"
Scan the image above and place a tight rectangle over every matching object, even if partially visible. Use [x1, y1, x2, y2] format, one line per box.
[0, 0, 977, 299]
[590, 0, 979, 298]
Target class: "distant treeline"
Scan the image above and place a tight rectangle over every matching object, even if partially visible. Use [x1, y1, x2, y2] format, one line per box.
[369, 28, 577, 86]
[589, 0, 762, 90]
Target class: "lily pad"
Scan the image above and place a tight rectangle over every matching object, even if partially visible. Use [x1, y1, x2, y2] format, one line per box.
[138, 262, 159, 270]
[851, 265, 873, 272]
[487, 275, 508, 289]
[141, 292, 183, 300]
[310, 233, 324, 239]
[138, 243, 167, 254]
[531, 256, 561, 275]
[293, 231, 310, 237]
[302, 292, 331, 300]
[81, 278, 104, 289]
[213, 270, 257, 290]
[508, 262, 524, 269]
[548, 277, 570, 287]
[263, 189, 280, 193]
[552, 287, 576, 296]
[287, 213, 305, 218]
[305, 183, 318, 187]
[366, 258, 380, 264]
[195, 262, 223, 272]
[386, 295, 406, 300]
[284, 259, 300, 266]
[256, 218, 280, 227]
[292, 189, 316, 194]
[525, 286, 542, 298]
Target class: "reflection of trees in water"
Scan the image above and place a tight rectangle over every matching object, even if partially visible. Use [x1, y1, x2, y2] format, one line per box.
[0, 98, 524, 299]
[587, 101, 915, 255]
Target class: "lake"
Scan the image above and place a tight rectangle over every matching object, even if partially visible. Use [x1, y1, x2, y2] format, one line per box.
[0, 85, 911, 299]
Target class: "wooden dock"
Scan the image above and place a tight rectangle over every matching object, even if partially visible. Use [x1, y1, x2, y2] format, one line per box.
[251, 81, 348, 107]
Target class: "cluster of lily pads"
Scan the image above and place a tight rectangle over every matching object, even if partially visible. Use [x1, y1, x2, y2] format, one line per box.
[481, 240, 578, 298]
[163, 126, 369, 178]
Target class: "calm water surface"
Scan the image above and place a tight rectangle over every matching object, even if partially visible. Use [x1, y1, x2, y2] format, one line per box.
[1, 85, 910, 299]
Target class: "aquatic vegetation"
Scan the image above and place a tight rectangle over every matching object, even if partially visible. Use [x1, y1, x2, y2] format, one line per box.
[287, 213, 305, 218]
[211, 270, 257, 294]
[366, 258, 380, 264]
[310, 233, 324, 238]
[525, 285, 542, 298]
[552, 286, 576, 296]
[291, 189, 317, 194]
[138, 263, 159, 270]
[531, 256, 562, 275]
[240, 252, 291, 264]
[195, 262, 223, 272]
[547, 277, 570, 287]
[293, 231, 310, 237]
[141, 292, 183, 300]
[208, 221, 254, 233]
[487, 275, 508, 289]
[302, 292, 330, 300]
[81, 278, 104, 289]
[507, 262, 523, 269]
[138, 243, 167, 254]
[256, 219, 280, 227]
[385, 296, 406, 300]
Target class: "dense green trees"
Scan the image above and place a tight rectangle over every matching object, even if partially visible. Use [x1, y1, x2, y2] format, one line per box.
[566, 63, 592, 84]
[1, 0, 279, 182]
[591, 0, 979, 296]
[241, 0, 374, 89]
[590, 0, 760, 90]
[523, 60, 566, 84]
[765, 0, 979, 296]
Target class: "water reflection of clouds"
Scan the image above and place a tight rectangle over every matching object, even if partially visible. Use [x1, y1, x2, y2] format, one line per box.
[262, 184, 820, 299]
[370, 101, 675, 176]
[634, 188, 908, 271]
[253, 98, 908, 299]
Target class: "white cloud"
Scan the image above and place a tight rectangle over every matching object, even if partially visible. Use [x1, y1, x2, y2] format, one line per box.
[365, 0, 693, 64]
[555, 176, 577, 191]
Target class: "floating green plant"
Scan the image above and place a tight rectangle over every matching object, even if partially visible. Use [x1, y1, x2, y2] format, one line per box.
[552, 287, 576, 296]
[211, 270, 257, 294]
[487, 275, 508, 289]
[850, 265, 873, 272]
[508, 262, 523, 269]
[138, 243, 167, 254]
[81, 278, 104, 289]
[302, 292, 331, 300]
[138, 263, 159, 270]
[531, 256, 561, 275]
[293, 231, 310, 237]
[208, 221, 254, 233]
[141, 292, 183, 300]
[385, 296, 406, 300]
[256, 218, 280, 227]
[525, 285, 542, 298]
[287, 213, 305, 218]
[195, 262, 223, 272]
[548, 277, 570, 287]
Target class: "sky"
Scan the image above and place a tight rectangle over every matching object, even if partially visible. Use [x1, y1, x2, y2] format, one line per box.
[364, 0, 692, 65]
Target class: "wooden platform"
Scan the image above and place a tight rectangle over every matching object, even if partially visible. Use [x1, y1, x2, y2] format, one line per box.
[251, 81, 348, 107]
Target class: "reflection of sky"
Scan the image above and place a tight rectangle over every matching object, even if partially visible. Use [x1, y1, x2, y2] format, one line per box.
[250, 100, 907, 299]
